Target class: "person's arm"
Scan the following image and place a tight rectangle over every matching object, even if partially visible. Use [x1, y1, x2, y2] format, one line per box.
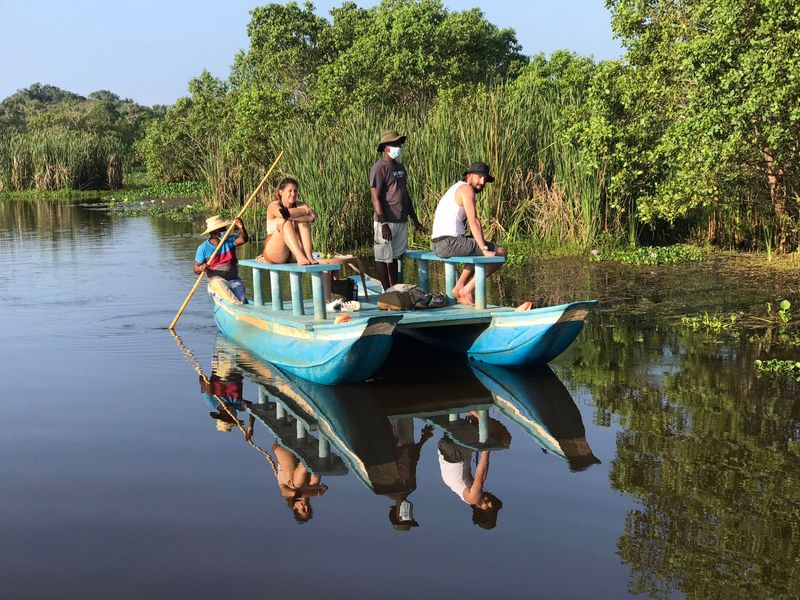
[193, 261, 207, 275]
[233, 217, 248, 246]
[408, 198, 427, 233]
[370, 165, 392, 241]
[463, 451, 490, 505]
[288, 203, 316, 222]
[457, 187, 493, 255]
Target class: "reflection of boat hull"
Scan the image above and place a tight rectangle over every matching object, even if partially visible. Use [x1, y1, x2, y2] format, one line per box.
[471, 363, 600, 471]
[398, 301, 597, 367]
[213, 300, 400, 385]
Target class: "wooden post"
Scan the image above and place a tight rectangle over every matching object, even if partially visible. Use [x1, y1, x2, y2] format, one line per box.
[270, 271, 283, 311]
[290, 272, 304, 316]
[276, 403, 286, 420]
[311, 272, 326, 320]
[475, 264, 487, 309]
[449, 412, 459, 422]
[296, 419, 306, 440]
[258, 386, 267, 405]
[318, 435, 330, 459]
[417, 258, 429, 292]
[445, 262, 457, 298]
[253, 269, 263, 306]
[477, 409, 489, 444]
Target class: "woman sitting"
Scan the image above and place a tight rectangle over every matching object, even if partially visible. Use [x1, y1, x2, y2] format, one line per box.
[262, 177, 318, 265]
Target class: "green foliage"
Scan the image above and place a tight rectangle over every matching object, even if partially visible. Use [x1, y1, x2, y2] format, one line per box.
[680, 311, 738, 334]
[590, 244, 706, 265]
[106, 181, 206, 204]
[754, 358, 800, 381]
[598, 0, 800, 250]
[0, 84, 159, 191]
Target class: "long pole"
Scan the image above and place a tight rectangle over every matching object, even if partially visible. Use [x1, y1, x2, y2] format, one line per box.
[168, 151, 284, 330]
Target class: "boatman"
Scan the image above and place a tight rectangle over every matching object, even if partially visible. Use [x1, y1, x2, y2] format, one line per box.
[430, 162, 507, 306]
[194, 215, 249, 304]
[369, 129, 427, 290]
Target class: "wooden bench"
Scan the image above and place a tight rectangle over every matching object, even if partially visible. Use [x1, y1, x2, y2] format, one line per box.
[403, 250, 506, 310]
[238, 259, 340, 320]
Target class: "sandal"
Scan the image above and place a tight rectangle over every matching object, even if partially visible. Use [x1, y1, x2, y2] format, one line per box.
[428, 293, 448, 308]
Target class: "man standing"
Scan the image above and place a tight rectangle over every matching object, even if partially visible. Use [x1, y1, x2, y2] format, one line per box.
[369, 129, 426, 290]
[430, 162, 507, 306]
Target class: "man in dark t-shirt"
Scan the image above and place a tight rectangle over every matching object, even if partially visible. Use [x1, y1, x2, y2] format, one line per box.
[369, 130, 427, 289]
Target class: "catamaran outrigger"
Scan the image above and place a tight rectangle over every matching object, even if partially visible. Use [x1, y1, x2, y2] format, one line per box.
[210, 250, 597, 385]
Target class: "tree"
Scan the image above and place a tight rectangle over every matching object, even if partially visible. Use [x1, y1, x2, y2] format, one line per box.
[603, 0, 800, 249]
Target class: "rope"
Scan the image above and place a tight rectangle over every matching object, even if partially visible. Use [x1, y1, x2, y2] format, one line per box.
[170, 331, 278, 477]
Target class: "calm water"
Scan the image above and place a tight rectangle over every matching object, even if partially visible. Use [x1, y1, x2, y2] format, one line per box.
[2, 200, 799, 599]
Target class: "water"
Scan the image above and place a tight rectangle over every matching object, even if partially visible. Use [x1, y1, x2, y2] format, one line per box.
[2, 200, 799, 599]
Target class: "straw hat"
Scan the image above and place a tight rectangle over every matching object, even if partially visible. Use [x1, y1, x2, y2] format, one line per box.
[377, 130, 407, 152]
[201, 215, 232, 236]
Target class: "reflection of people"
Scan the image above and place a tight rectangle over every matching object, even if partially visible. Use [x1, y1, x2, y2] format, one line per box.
[272, 444, 328, 524]
[430, 162, 507, 306]
[369, 130, 426, 290]
[387, 419, 434, 532]
[198, 354, 248, 432]
[261, 177, 318, 266]
[437, 413, 509, 530]
[194, 216, 250, 304]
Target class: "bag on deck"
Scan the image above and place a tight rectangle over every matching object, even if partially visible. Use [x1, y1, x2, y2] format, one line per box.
[376, 284, 426, 311]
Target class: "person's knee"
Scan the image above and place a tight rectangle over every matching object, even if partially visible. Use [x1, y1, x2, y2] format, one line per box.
[496, 246, 507, 257]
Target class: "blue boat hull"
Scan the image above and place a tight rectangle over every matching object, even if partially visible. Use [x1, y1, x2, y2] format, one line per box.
[468, 301, 596, 366]
[213, 301, 399, 385]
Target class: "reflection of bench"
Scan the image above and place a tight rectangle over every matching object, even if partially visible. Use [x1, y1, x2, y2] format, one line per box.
[249, 399, 348, 477]
[239, 259, 340, 320]
[426, 409, 510, 452]
[403, 250, 506, 309]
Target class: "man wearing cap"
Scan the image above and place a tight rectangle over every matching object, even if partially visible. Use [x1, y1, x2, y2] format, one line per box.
[370, 129, 426, 290]
[193, 215, 249, 304]
[430, 162, 507, 306]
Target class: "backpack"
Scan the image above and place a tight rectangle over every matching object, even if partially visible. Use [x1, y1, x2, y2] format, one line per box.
[376, 284, 426, 310]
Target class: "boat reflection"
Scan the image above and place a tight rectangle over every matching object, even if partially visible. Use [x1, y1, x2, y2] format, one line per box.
[199, 336, 600, 527]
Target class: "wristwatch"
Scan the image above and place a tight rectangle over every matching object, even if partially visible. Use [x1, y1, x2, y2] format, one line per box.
[481, 245, 489, 250]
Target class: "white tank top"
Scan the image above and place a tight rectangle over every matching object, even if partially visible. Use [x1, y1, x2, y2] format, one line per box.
[431, 182, 468, 238]
[438, 449, 473, 502]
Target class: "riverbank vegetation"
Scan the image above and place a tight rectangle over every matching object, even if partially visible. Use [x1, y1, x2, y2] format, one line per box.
[0, 84, 161, 193]
[4, 1, 800, 256]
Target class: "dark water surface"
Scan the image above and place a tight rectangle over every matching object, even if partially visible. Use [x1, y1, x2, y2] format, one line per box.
[2, 200, 799, 600]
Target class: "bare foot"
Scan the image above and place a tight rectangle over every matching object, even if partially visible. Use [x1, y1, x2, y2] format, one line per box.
[454, 288, 475, 306]
[296, 255, 312, 266]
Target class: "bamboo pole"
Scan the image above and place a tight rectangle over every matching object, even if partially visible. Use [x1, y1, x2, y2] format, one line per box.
[168, 151, 284, 330]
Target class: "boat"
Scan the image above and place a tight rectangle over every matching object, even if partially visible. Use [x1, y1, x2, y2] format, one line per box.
[211, 253, 596, 385]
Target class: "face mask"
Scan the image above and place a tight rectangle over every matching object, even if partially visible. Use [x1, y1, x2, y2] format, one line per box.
[387, 146, 402, 159]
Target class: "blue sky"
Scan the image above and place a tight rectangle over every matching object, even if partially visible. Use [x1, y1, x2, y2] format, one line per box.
[0, 0, 622, 106]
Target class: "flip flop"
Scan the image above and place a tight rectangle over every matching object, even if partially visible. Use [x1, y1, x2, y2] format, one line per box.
[428, 293, 448, 308]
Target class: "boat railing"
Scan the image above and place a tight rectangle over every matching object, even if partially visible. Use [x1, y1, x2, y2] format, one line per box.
[402, 250, 506, 309]
[238, 259, 340, 321]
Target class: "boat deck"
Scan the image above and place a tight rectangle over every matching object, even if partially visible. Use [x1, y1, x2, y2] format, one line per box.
[232, 298, 512, 330]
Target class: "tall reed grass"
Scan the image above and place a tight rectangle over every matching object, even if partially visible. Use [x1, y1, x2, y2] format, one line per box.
[0, 131, 127, 192]
[266, 85, 605, 252]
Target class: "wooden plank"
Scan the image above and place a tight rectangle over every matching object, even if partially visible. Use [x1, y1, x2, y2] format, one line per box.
[239, 259, 340, 274]
[404, 250, 505, 265]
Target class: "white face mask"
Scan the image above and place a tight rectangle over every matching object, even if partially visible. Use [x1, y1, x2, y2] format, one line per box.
[387, 146, 402, 159]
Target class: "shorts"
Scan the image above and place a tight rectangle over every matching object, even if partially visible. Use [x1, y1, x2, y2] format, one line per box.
[373, 221, 408, 263]
[432, 236, 495, 258]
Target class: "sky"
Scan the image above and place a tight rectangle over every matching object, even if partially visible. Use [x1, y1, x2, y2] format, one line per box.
[0, 0, 622, 107]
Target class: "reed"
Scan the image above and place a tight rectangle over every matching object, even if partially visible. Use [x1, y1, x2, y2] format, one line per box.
[0, 131, 127, 192]
[270, 85, 604, 252]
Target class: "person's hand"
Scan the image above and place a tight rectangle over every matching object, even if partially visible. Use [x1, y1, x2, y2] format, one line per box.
[482, 248, 497, 257]
[421, 424, 434, 440]
[307, 208, 317, 222]
[198, 263, 208, 273]
[234, 217, 244, 229]
[413, 220, 428, 234]
[381, 223, 393, 242]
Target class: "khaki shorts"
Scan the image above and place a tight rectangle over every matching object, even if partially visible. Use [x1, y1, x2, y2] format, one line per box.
[373, 221, 408, 263]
